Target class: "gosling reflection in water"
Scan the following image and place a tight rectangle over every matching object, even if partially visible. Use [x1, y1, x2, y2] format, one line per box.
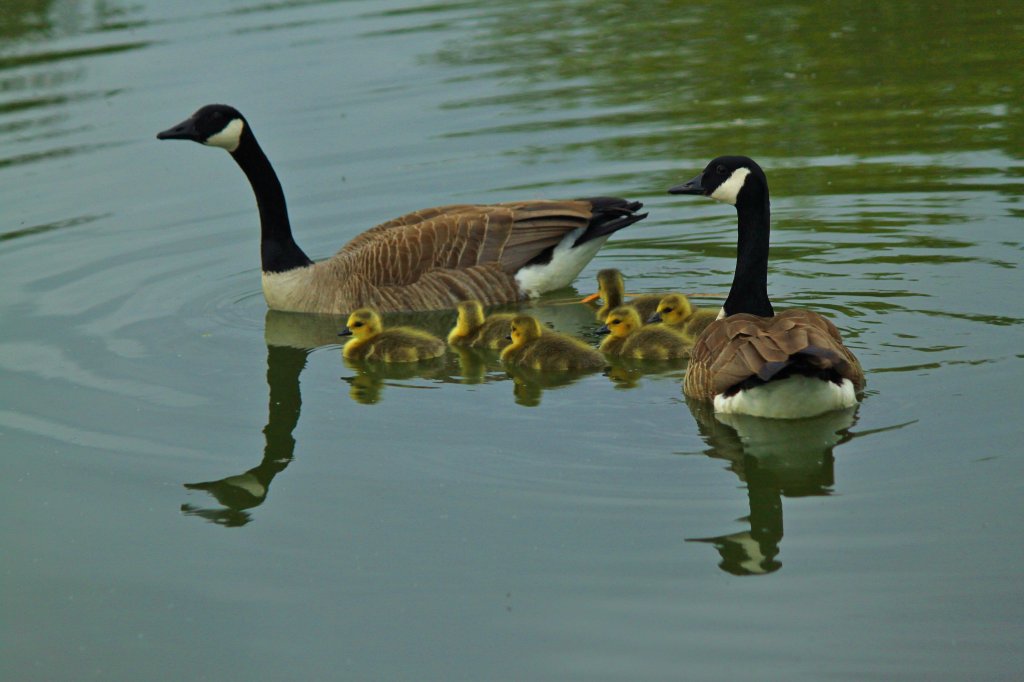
[342, 355, 451, 405]
[685, 399, 857, 575]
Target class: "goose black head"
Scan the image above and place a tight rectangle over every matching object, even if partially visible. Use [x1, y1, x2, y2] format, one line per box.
[668, 156, 768, 207]
[157, 104, 247, 152]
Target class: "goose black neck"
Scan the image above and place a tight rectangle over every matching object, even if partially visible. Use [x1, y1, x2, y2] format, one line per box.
[230, 131, 313, 273]
[724, 193, 774, 317]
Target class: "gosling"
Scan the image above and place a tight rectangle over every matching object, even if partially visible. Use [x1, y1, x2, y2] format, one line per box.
[340, 308, 446, 362]
[501, 315, 605, 371]
[447, 300, 516, 350]
[600, 306, 691, 360]
[589, 268, 663, 323]
[649, 293, 718, 339]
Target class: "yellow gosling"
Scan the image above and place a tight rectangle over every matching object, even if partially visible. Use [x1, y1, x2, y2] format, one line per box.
[592, 268, 663, 323]
[501, 315, 605, 371]
[341, 308, 446, 362]
[447, 300, 515, 350]
[651, 293, 718, 339]
[601, 306, 691, 360]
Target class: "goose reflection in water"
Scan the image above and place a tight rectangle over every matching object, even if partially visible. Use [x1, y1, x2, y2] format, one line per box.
[181, 311, 339, 526]
[685, 400, 857, 575]
[181, 342, 306, 527]
[685, 399, 913, 574]
[180, 308, 527, 523]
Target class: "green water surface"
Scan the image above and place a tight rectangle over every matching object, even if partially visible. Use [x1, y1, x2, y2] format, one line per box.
[2, 1, 1022, 679]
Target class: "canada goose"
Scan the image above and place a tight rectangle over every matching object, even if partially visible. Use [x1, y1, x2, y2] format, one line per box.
[501, 315, 605, 371]
[339, 308, 446, 362]
[669, 156, 865, 419]
[600, 306, 691, 359]
[447, 300, 515, 349]
[157, 105, 647, 313]
[649, 293, 718, 339]
[588, 268, 663, 322]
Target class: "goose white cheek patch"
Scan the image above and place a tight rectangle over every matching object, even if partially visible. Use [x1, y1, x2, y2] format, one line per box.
[710, 167, 751, 205]
[204, 118, 245, 152]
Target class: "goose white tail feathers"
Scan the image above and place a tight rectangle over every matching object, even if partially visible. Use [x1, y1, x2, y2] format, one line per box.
[158, 104, 647, 313]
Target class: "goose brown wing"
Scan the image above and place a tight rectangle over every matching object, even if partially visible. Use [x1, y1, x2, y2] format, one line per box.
[339, 201, 593, 270]
[683, 309, 864, 399]
[326, 201, 600, 310]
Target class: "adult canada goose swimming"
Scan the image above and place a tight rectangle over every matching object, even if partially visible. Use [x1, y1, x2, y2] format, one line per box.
[339, 308, 446, 362]
[157, 104, 647, 313]
[447, 300, 516, 350]
[501, 315, 605, 371]
[599, 305, 690, 359]
[649, 293, 717, 339]
[669, 156, 865, 419]
[587, 268, 663, 323]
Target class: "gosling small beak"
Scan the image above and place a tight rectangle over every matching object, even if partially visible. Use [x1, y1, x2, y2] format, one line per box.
[647, 311, 663, 324]
[668, 172, 705, 195]
[596, 324, 610, 335]
[338, 328, 353, 337]
[157, 115, 202, 142]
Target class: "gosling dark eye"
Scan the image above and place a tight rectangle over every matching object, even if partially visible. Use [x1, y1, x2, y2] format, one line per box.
[716, 164, 727, 175]
[611, 319, 620, 325]
[664, 307, 673, 313]
[353, 322, 363, 328]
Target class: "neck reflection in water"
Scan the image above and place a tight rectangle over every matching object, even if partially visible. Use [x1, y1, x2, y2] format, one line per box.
[181, 342, 307, 527]
[180, 310, 343, 526]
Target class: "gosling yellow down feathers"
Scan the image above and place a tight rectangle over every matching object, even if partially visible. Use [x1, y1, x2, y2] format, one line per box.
[447, 300, 515, 350]
[340, 308, 446, 362]
[600, 306, 691, 360]
[650, 293, 718, 339]
[501, 315, 605, 371]
[591, 268, 663, 323]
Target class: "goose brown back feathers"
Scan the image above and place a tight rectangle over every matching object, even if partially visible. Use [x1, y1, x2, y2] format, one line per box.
[267, 199, 648, 313]
[683, 309, 865, 400]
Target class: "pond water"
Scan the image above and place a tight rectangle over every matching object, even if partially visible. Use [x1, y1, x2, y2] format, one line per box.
[2, 0, 1022, 679]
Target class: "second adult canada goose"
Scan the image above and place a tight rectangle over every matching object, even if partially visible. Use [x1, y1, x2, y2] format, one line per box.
[501, 315, 605, 371]
[600, 306, 691, 359]
[447, 300, 515, 350]
[669, 156, 865, 419]
[339, 308, 446, 362]
[157, 105, 647, 314]
[649, 293, 718, 339]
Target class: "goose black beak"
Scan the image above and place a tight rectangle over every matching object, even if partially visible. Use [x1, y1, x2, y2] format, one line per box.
[157, 115, 202, 142]
[338, 328, 353, 337]
[596, 324, 610, 335]
[647, 311, 663, 324]
[668, 173, 705, 195]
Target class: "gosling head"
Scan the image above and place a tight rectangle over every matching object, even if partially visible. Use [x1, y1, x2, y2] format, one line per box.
[668, 155, 767, 207]
[455, 300, 486, 330]
[508, 315, 544, 347]
[157, 104, 248, 153]
[340, 308, 383, 340]
[604, 306, 643, 339]
[595, 268, 626, 304]
[649, 294, 694, 325]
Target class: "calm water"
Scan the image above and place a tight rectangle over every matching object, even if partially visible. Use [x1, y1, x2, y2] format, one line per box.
[2, 0, 1023, 679]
